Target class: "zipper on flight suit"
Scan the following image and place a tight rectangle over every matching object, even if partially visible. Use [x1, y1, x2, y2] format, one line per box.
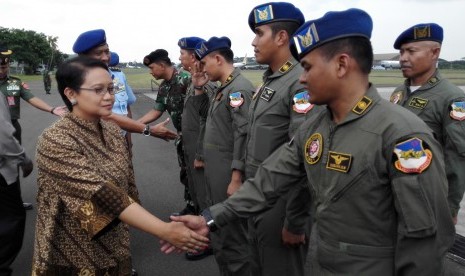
[331, 169, 368, 202]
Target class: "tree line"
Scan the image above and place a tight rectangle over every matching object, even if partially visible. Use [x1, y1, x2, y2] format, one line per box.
[0, 27, 67, 75]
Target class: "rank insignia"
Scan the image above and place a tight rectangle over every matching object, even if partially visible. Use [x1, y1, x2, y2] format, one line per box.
[428, 77, 438, 85]
[229, 92, 244, 108]
[326, 151, 352, 173]
[394, 137, 432, 173]
[279, 61, 293, 73]
[450, 101, 465, 121]
[408, 97, 429, 109]
[293, 91, 313, 114]
[260, 87, 275, 102]
[390, 91, 403, 104]
[225, 74, 233, 84]
[254, 5, 274, 24]
[305, 133, 323, 164]
[352, 96, 372, 115]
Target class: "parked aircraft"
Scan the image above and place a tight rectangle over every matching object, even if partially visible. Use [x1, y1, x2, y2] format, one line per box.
[233, 54, 248, 68]
[380, 60, 401, 69]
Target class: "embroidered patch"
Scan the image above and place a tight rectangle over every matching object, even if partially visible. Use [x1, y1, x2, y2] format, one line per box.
[7, 96, 15, 106]
[260, 87, 275, 102]
[229, 92, 244, 107]
[6, 84, 20, 91]
[21, 82, 29, 90]
[408, 97, 429, 109]
[279, 61, 293, 73]
[352, 96, 372, 115]
[293, 91, 313, 114]
[254, 5, 274, 24]
[390, 91, 403, 104]
[393, 137, 432, 174]
[305, 133, 323, 164]
[326, 151, 352, 173]
[450, 101, 465, 121]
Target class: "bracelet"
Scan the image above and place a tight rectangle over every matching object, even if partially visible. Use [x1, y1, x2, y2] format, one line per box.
[194, 86, 204, 90]
[50, 107, 56, 114]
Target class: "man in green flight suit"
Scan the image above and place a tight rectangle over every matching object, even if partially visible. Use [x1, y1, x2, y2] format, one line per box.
[390, 23, 465, 224]
[188, 36, 253, 275]
[177, 36, 216, 260]
[138, 49, 196, 217]
[169, 8, 455, 275]
[244, 2, 320, 275]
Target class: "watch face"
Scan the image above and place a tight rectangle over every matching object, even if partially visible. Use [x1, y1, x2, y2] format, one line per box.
[143, 125, 150, 136]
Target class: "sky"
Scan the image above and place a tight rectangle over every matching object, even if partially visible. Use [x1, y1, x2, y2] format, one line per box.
[2, 0, 464, 63]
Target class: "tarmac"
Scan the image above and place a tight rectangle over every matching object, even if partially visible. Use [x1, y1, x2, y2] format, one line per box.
[9, 81, 465, 275]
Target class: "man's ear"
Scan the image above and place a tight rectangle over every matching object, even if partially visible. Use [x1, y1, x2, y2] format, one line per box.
[335, 53, 351, 78]
[275, 30, 290, 47]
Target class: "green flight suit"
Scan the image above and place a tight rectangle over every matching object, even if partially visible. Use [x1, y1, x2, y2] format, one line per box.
[390, 70, 465, 217]
[153, 69, 193, 206]
[210, 86, 455, 275]
[204, 68, 253, 275]
[0, 76, 35, 142]
[181, 81, 216, 210]
[245, 59, 318, 276]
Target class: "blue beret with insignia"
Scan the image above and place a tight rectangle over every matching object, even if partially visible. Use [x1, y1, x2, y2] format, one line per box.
[109, 52, 119, 67]
[393, 23, 443, 49]
[290, 8, 372, 60]
[248, 2, 304, 31]
[73, 29, 107, 54]
[195, 36, 232, 60]
[178, 37, 205, 50]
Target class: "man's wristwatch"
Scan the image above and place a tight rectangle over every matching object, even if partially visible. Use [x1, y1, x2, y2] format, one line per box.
[142, 124, 150, 136]
[201, 209, 218, 232]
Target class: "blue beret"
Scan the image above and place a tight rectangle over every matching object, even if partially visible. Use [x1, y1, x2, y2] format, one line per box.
[73, 29, 107, 54]
[178, 37, 205, 50]
[248, 2, 304, 31]
[195, 36, 231, 60]
[109, 52, 119, 67]
[290, 8, 372, 60]
[393, 23, 443, 49]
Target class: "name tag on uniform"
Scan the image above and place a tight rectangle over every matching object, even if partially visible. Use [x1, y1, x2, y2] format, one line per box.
[326, 151, 352, 173]
[408, 97, 429, 109]
[260, 87, 275, 102]
[7, 96, 15, 106]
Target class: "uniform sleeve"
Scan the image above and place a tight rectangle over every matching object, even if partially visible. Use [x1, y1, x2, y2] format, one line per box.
[154, 94, 166, 112]
[123, 73, 136, 106]
[442, 96, 465, 217]
[228, 90, 252, 172]
[388, 134, 455, 275]
[36, 130, 135, 239]
[20, 82, 35, 101]
[288, 83, 309, 138]
[210, 132, 308, 227]
[283, 183, 312, 234]
[192, 93, 209, 161]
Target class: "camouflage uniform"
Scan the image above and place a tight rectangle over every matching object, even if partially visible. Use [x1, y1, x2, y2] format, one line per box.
[43, 70, 51, 94]
[153, 69, 194, 207]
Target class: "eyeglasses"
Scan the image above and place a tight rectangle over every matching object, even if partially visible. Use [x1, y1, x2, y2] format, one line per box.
[79, 86, 115, 95]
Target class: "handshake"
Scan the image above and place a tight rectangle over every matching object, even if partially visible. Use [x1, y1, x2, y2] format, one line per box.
[159, 215, 210, 254]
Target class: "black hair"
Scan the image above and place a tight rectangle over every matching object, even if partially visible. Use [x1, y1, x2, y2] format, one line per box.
[143, 49, 172, 66]
[269, 21, 301, 39]
[317, 37, 373, 74]
[55, 56, 108, 111]
[213, 48, 234, 63]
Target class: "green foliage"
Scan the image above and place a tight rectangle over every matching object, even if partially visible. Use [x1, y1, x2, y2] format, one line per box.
[0, 27, 66, 74]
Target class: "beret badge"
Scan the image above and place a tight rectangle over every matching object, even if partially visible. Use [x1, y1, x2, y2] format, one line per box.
[414, 25, 431, 40]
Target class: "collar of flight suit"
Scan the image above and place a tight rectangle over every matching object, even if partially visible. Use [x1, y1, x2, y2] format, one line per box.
[403, 69, 443, 93]
[326, 84, 381, 127]
[218, 67, 241, 90]
[262, 57, 299, 81]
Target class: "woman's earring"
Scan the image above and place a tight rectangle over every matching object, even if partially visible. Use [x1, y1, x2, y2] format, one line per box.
[70, 99, 77, 106]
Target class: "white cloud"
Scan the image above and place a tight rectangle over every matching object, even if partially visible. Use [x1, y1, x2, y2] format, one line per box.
[1, 0, 464, 62]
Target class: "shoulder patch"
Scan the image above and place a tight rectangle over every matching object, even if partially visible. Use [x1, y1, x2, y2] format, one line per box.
[293, 90, 313, 114]
[393, 137, 432, 174]
[352, 96, 372, 115]
[21, 82, 30, 90]
[390, 91, 403, 104]
[305, 133, 323, 164]
[408, 97, 429, 109]
[229, 92, 244, 107]
[450, 101, 465, 121]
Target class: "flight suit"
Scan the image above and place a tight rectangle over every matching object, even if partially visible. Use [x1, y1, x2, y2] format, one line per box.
[390, 71, 465, 217]
[245, 58, 317, 276]
[204, 68, 253, 275]
[211, 86, 455, 275]
[0, 76, 35, 143]
[154, 70, 194, 207]
[181, 81, 216, 210]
